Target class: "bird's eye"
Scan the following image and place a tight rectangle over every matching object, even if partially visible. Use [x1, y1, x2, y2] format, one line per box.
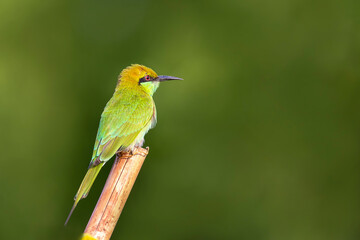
[145, 75, 151, 81]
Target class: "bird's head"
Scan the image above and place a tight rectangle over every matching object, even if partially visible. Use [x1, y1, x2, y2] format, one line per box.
[117, 64, 182, 96]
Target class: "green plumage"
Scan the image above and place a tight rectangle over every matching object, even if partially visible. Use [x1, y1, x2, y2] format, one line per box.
[90, 87, 155, 166]
[65, 64, 181, 225]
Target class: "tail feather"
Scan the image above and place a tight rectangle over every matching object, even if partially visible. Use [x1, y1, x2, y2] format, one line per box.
[65, 162, 104, 225]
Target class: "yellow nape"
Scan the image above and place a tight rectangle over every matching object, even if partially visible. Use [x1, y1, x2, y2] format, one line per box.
[80, 233, 98, 240]
[119, 64, 158, 83]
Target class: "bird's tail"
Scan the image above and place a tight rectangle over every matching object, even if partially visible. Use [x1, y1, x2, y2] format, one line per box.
[65, 162, 104, 225]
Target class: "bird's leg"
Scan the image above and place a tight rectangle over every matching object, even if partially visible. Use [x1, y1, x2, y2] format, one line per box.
[127, 146, 142, 156]
[118, 138, 144, 156]
[116, 147, 135, 156]
[115, 150, 125, 157]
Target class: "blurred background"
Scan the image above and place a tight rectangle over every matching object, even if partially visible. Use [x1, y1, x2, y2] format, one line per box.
[0, 0, 359, 239]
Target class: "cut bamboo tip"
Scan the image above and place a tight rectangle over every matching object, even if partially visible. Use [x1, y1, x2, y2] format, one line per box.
[81, 147, 149, 240]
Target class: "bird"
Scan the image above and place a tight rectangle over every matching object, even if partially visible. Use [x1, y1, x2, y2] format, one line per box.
[65, 64, 182, 225]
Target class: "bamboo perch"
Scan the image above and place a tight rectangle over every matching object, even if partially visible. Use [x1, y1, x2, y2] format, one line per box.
[81, 147, 149, 240]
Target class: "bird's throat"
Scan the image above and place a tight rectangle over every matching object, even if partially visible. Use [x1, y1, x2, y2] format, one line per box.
[140, 81, 159, 96]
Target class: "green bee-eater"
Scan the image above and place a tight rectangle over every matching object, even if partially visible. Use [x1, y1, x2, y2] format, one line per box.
[65, 64, 182, 225]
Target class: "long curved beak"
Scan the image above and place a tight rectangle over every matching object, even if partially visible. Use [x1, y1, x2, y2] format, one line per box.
[155, 75, 183, 82]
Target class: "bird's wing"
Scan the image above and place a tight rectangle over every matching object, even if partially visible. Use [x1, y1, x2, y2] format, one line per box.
[89, 89, 154, 167]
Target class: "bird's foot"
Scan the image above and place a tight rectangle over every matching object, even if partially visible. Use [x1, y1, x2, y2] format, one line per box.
[116, 148, 135, 156]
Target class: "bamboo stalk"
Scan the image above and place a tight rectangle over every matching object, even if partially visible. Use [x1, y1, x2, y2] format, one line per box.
[81, 147, 149, 240]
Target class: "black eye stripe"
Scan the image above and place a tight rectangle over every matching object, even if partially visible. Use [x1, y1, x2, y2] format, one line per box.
[139, 76, 152, 84]
[139, 75, 153, 84]
[139, 77, 145, 84]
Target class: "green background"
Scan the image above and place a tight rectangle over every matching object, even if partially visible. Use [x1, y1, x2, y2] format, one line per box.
[0, 0, 359, 239]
